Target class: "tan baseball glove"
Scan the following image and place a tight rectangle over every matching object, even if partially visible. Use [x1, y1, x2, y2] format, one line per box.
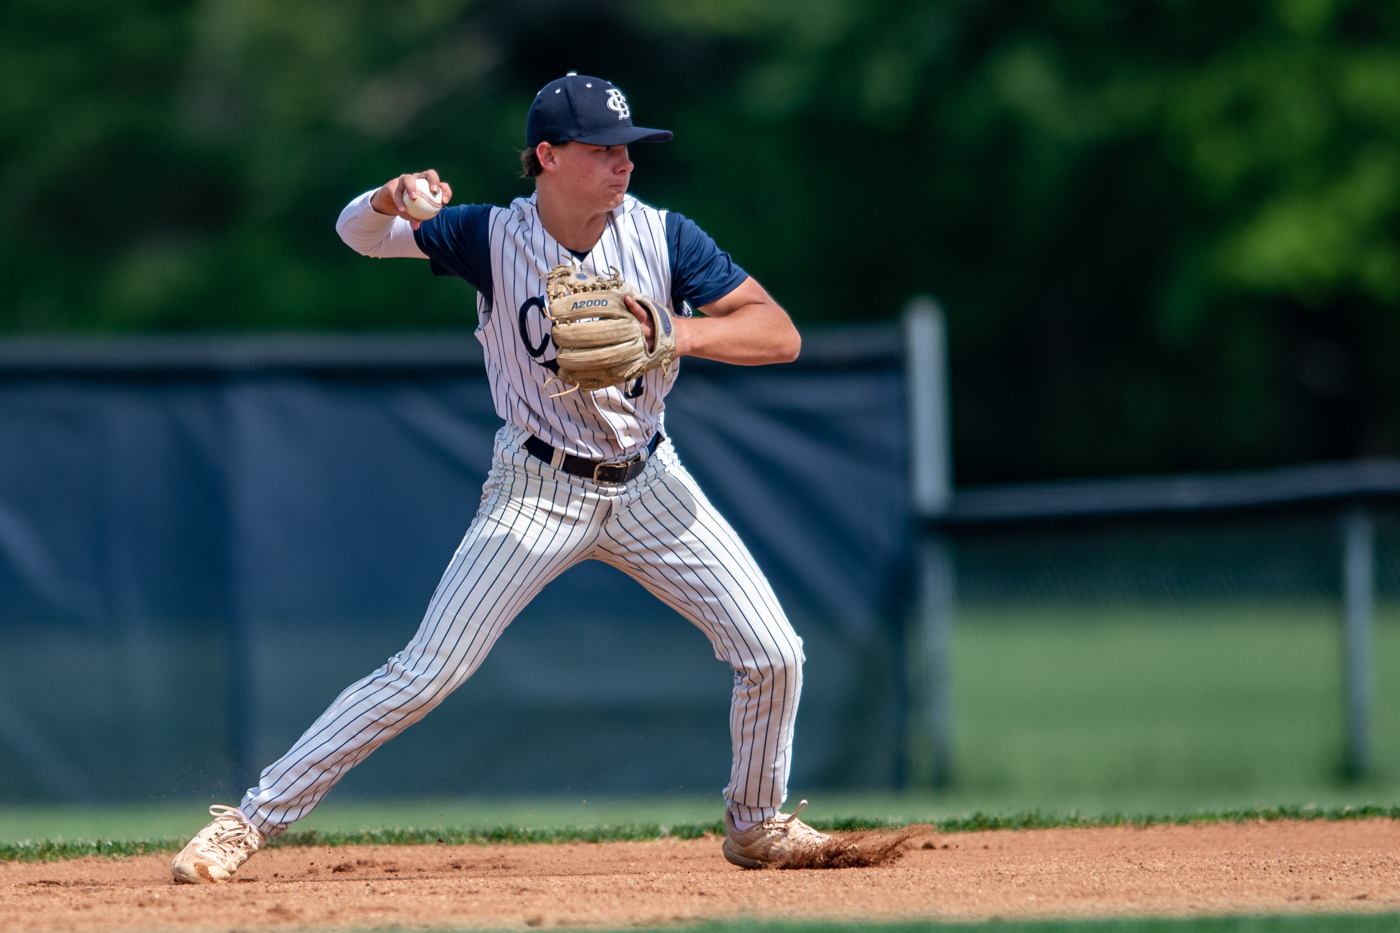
[543, 263, 677, 394]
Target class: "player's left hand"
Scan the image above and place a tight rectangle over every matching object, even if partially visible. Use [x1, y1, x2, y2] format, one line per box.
[623, 296, 656, 352]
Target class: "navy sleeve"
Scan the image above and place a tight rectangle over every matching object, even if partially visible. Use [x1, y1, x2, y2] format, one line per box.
[665, 213, 749, 313]
[413, 204, 494, 306]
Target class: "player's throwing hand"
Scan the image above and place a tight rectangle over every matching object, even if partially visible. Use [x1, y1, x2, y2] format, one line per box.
[371, 170, 452, 229]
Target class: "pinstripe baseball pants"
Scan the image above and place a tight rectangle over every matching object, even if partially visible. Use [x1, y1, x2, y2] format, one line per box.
[239, 423, 804, 836]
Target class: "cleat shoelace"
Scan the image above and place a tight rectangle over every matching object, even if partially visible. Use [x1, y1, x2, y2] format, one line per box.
[759, 800, 828, 844]
[193, 806, 260, 862]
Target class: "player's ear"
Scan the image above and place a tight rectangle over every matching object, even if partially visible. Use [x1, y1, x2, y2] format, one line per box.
[537, 142, 562, 175]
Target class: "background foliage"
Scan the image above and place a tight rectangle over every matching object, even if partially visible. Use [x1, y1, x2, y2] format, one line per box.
[3, 0, 1399, 482]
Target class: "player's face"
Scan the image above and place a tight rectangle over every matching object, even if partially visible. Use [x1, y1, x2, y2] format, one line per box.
[553, 143, 633, 211]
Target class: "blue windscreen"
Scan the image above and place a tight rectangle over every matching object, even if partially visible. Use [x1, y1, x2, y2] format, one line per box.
[0, 335, 910, 803]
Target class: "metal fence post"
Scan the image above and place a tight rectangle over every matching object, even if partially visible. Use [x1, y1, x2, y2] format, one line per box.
[905, 296, 953, 788]
[1341, 506, 1374, 781]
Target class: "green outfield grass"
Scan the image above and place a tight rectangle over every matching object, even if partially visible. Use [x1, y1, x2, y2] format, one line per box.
[628, 920, 1400, 933]
[0, 796, 724, 848]
[940, 602, 1400, 802]
[672, 920, 1400, 933]
[3, 802, 1397, 862]
[5, 787, 1400, 854]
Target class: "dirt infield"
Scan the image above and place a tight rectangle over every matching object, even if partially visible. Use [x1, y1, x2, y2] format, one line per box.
[2, 820, 1399, 930]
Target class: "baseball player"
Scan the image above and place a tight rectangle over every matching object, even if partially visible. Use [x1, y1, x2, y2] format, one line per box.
[171, 73, 830, 883]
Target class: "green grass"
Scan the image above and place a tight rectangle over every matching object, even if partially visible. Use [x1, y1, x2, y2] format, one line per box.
[0, 796, 730, 846]
[4, 803, 1399, 863]
[9, 786, 1400, 852]
[933, 603, 1400, 800]
[625, 919, 1400, 933]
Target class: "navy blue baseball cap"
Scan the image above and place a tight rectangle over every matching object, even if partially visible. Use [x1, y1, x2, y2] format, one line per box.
[526, 73, 672, 148]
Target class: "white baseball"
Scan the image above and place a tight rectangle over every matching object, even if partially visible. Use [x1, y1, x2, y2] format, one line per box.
[404, 177, 442, 221]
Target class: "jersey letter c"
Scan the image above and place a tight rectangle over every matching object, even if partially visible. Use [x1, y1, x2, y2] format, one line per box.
[518, 297, 552, 359]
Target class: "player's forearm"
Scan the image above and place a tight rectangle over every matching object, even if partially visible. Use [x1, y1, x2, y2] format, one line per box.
[676, 302, 801, 365]
[335, 190, 428, 259]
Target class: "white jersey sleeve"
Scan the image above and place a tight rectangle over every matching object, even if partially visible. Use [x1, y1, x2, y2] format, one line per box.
[335, 190, 428, 259]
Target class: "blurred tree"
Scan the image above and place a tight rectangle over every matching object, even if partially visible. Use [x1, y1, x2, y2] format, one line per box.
[641, 0, 1400, 480]
[1, 0, 1398, 481]
[2, 0, 514, 330]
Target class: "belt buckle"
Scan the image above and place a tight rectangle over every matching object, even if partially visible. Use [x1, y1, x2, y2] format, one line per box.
[593, 461, 629, 485]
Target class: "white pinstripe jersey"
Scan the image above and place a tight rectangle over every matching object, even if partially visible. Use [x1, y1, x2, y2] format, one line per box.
[415, 192, 747, 461]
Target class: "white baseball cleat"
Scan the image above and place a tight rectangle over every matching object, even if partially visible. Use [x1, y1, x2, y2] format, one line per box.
[722, 799, 831, 869]
[171, 805, 266, 884]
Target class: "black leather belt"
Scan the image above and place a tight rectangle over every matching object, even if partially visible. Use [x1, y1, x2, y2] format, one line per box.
[524, 432, 662, 485]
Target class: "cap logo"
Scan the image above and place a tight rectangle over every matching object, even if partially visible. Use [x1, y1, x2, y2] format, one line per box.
[605, 89, 630, 120]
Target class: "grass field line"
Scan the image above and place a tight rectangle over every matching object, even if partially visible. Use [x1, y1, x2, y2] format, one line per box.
[4, 805, 1399, 863]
